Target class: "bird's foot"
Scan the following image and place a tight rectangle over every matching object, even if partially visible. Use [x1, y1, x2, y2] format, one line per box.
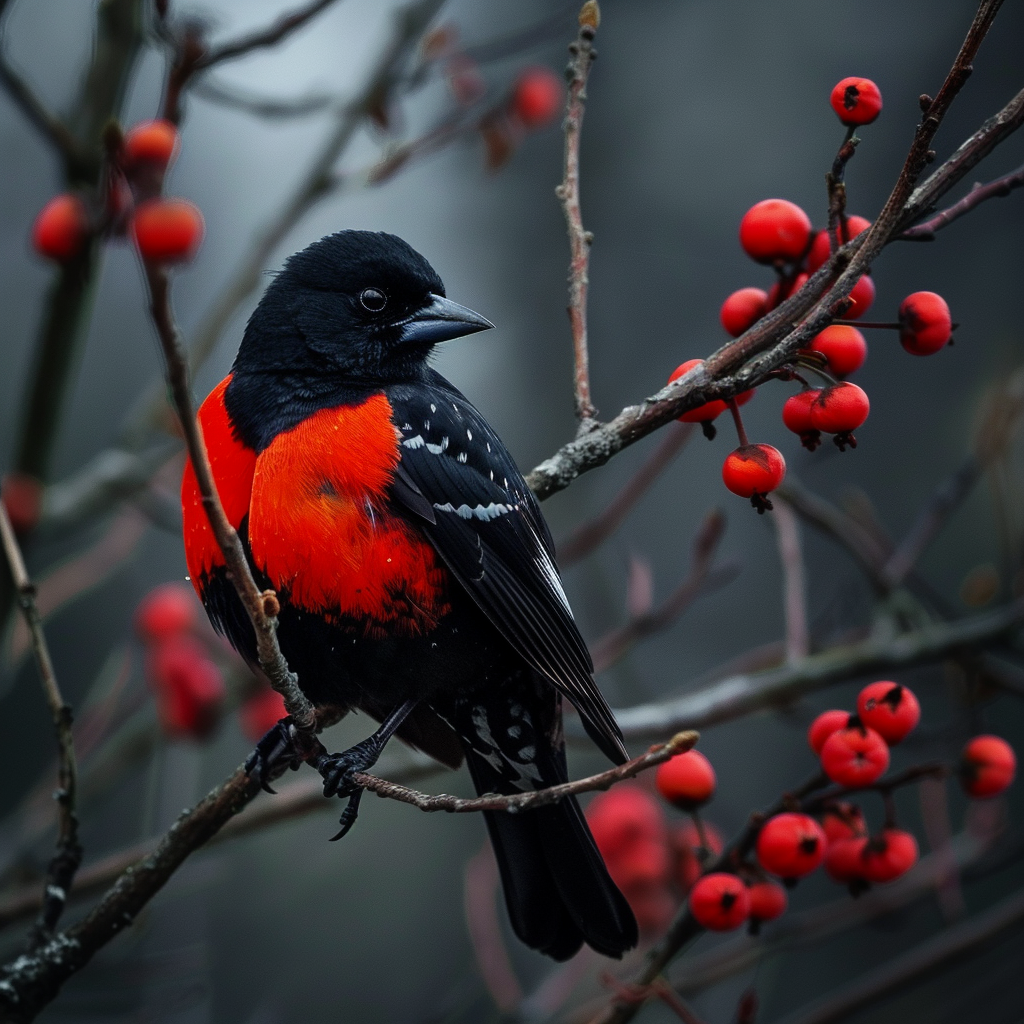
[311, 735, 385, 841]
[244, 717, 306, 794]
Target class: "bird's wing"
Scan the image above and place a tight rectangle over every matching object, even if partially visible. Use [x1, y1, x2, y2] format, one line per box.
[387, 373, 627, 765]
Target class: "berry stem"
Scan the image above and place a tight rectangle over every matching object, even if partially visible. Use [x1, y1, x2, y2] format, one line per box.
[690, 809, 711, 863]
[727, 399, 749, 447]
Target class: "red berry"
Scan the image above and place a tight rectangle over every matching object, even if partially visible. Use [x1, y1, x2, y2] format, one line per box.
[135, 582, 198, 643]
[845, 274, 876, 318]
[898, 291, 952, 356]
[147, 636, 225, 738]
[131, 198, 205, 263]
[808, 709, 851, 755]
[672, 820, 724, 892]
[810, 382, 869, 450]
[820, 724, 890, 787]
[961, 735, 1016, 798]
[689, 873, 750, 931]
[123, 119, 180, 169]
[627, 885, 677, 936]
[739, 200, 812, 264]
[824, 836, 869, 884]
[609, 839, 671, 890]
[821, 802, 867, 843]
[756, 812, 827, 878]
[656, 750, 716, 809]
[830, 77, 883, 126]
[805, 325, 867, 377]
[1, 473, 43, 534]
[782, 390, 822, 452]
[720, 288, 769, 337]
[862, 829, 918, 883]
[587, 785, 667, 862]
[747, 881, 787, 924]
[32, 194, 89, 262]
[669, 359, 726, 424]
[722, 445, 786, 509]
[511, 67, 563, 128]
[767, 273, 809, 310]
[239, 685, 288, 742]
[806, 216, 872, 272]
[857, 681, 920, 744]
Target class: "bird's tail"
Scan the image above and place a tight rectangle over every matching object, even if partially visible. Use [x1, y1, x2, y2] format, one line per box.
[460, 709, 638, 961]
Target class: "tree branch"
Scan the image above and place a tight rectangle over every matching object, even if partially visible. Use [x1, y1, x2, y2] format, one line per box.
[0, 506, 81, 949]
[556, 1, 600, 427]
[773, 496, 809, 662]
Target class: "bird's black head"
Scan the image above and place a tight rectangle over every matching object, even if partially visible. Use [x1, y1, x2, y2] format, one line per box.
[233, 230, 492, 385]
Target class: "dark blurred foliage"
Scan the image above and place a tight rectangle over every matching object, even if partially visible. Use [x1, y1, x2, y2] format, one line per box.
[0, 1, 1022, 1022]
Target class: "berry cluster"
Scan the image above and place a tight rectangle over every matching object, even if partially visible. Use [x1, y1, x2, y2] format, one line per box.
[31, 119, 204, 267]
[589, 680, 1015, 940]
[667, 77, 956, 514]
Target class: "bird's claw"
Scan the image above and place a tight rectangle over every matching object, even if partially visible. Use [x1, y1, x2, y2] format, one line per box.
[244, 717, 303, 793]
[314, 736, 383, 840]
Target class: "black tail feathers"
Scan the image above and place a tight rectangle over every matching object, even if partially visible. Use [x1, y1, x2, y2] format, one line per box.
[463, 740, 638, 961]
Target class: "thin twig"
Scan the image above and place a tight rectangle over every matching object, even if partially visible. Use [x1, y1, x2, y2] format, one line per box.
[0, 506, 81, 948]
[350, 730, 698, 814]
[556, 2, 601, 427]
[825, 128, 858, 257]
[193, 76, 334, 119]
[899, 161, 1024, 239]
[773, 496, 810, 662]
[558, 422, 694, 567]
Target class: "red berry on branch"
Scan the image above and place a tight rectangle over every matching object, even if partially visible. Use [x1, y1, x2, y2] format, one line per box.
[1, 473, 44, 534]
[821, 802, 867, 843]
[782, 390, 823, 452]
[609, 839, 672, 890]
[135, 582, 198, 643]
[239, 684, 288, 742]
[845, 274, 876, 318]
[123, 119, 180, 170]
[722, 444, 785, 513]
[820, 724, 890, 787]
[131, 198, 204, 263]
[669, 359, 728, 427]
[824, 835, 869, 884]
[805, 325, 867, 377]
[587, 784, 667, 862]
[32, 194, 90, 262]
[961, 735, 1016, 798]
[806, 216, 872, 272]
[862, 829, 918, 883]
[807, 709, 851, 755]
[689, 873, 750, 931]
[720, 287, 769, 337]
[810, 382, 870, 451]
[898, 291, 952, 355]
[857, 681, 920, 744]
[766, 273, 809, 310]
[830, 77, 883, 126]
[756, 812, 827, 879]
[747, 881, 787, 926]
[147, 636, 225, 739]
[511, 67, 563, 128]
[739, 199, 812, 264]
[656, 749, 716, 810]
[672, 819, 725, 892]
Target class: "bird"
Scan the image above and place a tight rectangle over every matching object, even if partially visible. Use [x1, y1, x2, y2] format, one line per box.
[181, 229, 638, 961]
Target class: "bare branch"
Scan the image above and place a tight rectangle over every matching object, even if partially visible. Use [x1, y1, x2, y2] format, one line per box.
[556, 2, 600, 426]
[899, 161, 1024, 240]
[773, 496, 809, 662]
[192, 75, 334, 119]
[0, 506, 81, 947]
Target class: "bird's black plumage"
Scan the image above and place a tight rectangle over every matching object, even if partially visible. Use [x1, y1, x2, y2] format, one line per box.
[195, 230, 638, 960]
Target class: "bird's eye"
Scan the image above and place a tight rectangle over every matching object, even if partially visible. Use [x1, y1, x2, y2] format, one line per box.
[359, 288, 387, 312]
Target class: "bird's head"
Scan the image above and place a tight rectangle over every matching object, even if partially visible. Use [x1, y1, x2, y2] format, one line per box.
[234, 230, 493, 383]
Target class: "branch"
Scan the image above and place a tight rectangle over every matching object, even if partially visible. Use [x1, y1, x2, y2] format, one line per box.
[558, 422, 694, 567]
[192, 75, 334, 119]
[772, 496, 809, 662]
[0, 506, 81, 948]
[899, 161, 1024, 240]
[590, 598, 1024, 741]
[141, 264, 315, 729]
[349, 730, 698, 814]
[556, 2, 600, 426]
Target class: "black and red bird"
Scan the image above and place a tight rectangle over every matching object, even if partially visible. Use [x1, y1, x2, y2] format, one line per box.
[181, 230, 638, 960]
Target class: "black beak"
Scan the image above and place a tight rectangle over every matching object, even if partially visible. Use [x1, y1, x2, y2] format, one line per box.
[396, 294, 494, 346]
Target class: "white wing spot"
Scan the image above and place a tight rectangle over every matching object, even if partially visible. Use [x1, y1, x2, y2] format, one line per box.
[402, 423, 412, 432]
[467, 429, 473, 441]
[402, 435, 425, 449]
[489, 470, 494, 481]
[424, 419, 430, 430]
[426, 442, 444, 455]
[430, 403, 436, 413]
[486, 442, 491, 452]
[457, 452, 468, 464]
[434, 502, 510, 521]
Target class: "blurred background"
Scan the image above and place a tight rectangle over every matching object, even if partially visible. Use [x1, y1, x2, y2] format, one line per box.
[0, 0, 1022, 1021]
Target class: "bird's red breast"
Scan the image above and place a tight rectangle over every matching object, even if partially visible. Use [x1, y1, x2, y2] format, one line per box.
[182, 377, 450, 637]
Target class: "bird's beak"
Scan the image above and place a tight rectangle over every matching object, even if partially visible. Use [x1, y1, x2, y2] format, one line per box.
[396, 294, 494, 346]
